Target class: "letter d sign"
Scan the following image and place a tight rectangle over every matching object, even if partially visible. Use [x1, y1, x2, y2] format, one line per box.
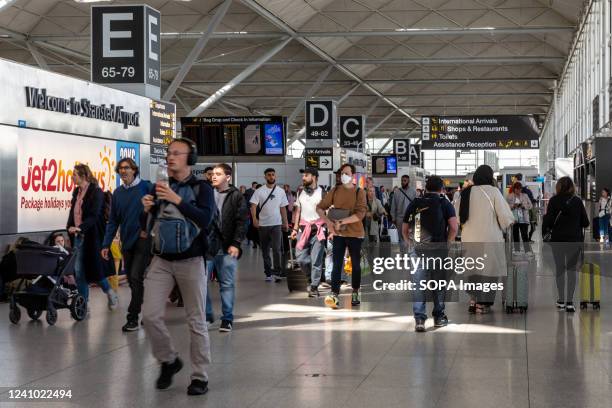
[305, 100, 335, 140]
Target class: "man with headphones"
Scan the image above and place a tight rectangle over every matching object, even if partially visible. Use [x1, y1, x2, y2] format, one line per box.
[141, 138, 215, 396]
[290, 167, 326, 297]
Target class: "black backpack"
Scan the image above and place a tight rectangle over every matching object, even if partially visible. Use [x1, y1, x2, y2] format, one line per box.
[408, 195, 447, 243]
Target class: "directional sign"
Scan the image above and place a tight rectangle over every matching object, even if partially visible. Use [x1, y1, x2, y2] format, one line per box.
[339, 116, 364, 149]
[305, 147, 333, 170]
[393, 139, 410, 162]
[421, 115, 540, 150]
[306, 100, 335, 140]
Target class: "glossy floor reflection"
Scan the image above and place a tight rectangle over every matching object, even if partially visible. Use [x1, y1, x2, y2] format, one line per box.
[1, 244, 612, 408]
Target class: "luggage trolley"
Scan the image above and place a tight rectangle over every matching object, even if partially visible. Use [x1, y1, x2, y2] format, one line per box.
[8, 243, 87, 325]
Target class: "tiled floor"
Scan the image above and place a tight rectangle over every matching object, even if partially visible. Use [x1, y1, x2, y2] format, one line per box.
[1, 243, 612, 408]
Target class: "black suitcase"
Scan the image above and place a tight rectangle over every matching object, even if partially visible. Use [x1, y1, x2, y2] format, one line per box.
[285, 237, 308, 292]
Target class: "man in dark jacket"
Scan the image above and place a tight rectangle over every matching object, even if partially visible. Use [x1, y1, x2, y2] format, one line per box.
[206, 163, 247, 333]
[141, 139, 214, 396]
[101, 158, 153, 332]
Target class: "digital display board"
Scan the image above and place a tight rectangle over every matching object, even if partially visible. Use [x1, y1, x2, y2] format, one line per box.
[181, 116, 285, 157]
[421, 115, 540, 150]
[371, 155, 398, 176]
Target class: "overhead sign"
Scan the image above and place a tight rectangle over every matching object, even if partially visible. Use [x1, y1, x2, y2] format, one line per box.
[305, 147, 333, 170]
[421, 116, 540, 150]
[339, 116, 364, 149]
[371, 155, 398, 176]
[14, 125, 142, 233]
[181, 116, 285, 157]
[91, 5, 161, 97]
[150, 100, 176, 165]
[305, 100, 336, 140]
[393, 139, 410, 162]
[409, 144, 421, 167]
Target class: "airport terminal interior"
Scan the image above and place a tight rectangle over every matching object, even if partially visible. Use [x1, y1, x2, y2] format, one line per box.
[0, 0, 612, 407]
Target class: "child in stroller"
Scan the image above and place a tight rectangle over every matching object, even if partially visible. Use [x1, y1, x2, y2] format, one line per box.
[8, 238, 87, 325]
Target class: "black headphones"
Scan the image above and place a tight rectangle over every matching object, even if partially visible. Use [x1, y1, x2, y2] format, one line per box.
[171, 138, 198, 166]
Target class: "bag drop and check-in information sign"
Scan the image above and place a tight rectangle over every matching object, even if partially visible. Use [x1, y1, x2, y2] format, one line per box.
[421, 115, 540, 150]
[305, 100, 336, 141]
[305, 148, 333, 170]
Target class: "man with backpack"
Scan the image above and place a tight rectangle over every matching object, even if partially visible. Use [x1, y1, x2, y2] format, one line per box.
[101, 158, 153, 332]
[402, 176, 458, 332]
[141, 138, 215, 396]
[391, 175, 417, 244]
[249, 168, 289, 282]
[205, 163, 247, 333]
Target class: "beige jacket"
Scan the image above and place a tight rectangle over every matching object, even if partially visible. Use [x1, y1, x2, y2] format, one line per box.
[506, 192, 532, 224]
[457, 185, 515, 277]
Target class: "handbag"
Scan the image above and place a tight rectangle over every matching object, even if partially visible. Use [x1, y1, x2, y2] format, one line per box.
[327, 187, 360, 231]
[543, 197, 574, 242]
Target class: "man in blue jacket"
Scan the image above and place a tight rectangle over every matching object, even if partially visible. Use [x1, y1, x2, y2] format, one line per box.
[101, 158, 152, 332]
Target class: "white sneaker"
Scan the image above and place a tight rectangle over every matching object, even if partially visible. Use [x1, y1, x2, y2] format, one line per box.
[107, 289, 119, 311]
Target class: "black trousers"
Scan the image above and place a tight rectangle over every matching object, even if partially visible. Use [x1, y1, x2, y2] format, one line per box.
[551, 243, 582, 302]
[512, 223, 531, 252]
[122, 237, 151, 322]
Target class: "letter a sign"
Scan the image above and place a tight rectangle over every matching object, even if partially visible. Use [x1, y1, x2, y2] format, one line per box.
[305, 100, 335, 140]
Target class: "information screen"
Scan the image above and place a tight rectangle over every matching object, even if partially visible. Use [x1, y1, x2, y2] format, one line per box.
[181, 116, 285, 157]
[371, 155, 398, 176]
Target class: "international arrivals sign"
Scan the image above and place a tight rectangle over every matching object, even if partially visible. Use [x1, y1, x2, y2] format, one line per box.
[421, 115, 540, 150]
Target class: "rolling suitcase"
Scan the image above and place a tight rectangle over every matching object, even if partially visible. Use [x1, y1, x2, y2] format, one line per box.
[504, 261, 529, 313]
[503, 228, 528, 313]
[579, 263, 601, 310]
[286, 237, 308, 292]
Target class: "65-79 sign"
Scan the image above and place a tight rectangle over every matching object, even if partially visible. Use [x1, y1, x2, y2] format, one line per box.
[91, 5, 161, 88]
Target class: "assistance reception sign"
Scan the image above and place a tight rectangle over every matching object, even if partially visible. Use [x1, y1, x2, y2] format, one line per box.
[14, 126, 140, 233]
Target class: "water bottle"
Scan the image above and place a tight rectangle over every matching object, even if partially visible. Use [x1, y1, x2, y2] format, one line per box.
[156, 163, 169, 186]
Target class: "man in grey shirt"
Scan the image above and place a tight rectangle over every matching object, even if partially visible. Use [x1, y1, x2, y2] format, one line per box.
[390, 175, 417, 243]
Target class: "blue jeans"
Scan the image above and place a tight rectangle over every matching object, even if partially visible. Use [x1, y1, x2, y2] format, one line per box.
[295, 231, 325, 288]
[411, 250, 446, 321]
[205, 251, 237, 322]
[599, 214, 610, 239]
[73, 235, 110, 303]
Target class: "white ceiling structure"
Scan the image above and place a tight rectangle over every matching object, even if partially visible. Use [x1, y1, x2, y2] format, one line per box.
[0, 0, 585, 138]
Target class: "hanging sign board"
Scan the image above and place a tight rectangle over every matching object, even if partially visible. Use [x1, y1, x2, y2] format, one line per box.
[421, 115, 540, 149]
[339, 116, 364, 149]
[409, 144, 421, 167]
[305, 100, 336, 141]
[305, 147, 333, 170]
[393, 139, 410, 162]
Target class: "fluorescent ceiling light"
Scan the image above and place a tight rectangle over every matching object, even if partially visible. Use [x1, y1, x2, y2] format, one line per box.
[73, 0, 112, 3]
[395, 27, 496, 32]
[0, 0, 17, 12]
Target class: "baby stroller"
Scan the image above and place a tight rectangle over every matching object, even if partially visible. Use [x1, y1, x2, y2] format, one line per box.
[8, 242, 87, 325]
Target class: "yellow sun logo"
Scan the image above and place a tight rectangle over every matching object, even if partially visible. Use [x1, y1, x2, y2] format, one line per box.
[99, 146, 116, 192]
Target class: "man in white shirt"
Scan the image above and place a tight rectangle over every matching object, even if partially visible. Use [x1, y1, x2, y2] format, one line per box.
[390, 175, 417, 243]
[290, 168, 325, 297]
[250, 168, 289, 282]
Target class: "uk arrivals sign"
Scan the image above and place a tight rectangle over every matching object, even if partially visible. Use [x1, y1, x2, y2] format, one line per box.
[16, 126, 140, 233]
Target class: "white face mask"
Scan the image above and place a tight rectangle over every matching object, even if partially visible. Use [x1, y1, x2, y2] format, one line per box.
[341, 174, 352, 185]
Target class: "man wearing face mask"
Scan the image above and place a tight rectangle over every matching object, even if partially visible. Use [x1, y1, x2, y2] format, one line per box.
[391, 175, 417, 244]
[291, 168, 326, 298]
[317, 164, 367, 309]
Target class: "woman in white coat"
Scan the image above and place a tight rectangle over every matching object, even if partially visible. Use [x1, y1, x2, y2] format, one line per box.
[365, 187, 387, 242]
[458, 165, 515, 314]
